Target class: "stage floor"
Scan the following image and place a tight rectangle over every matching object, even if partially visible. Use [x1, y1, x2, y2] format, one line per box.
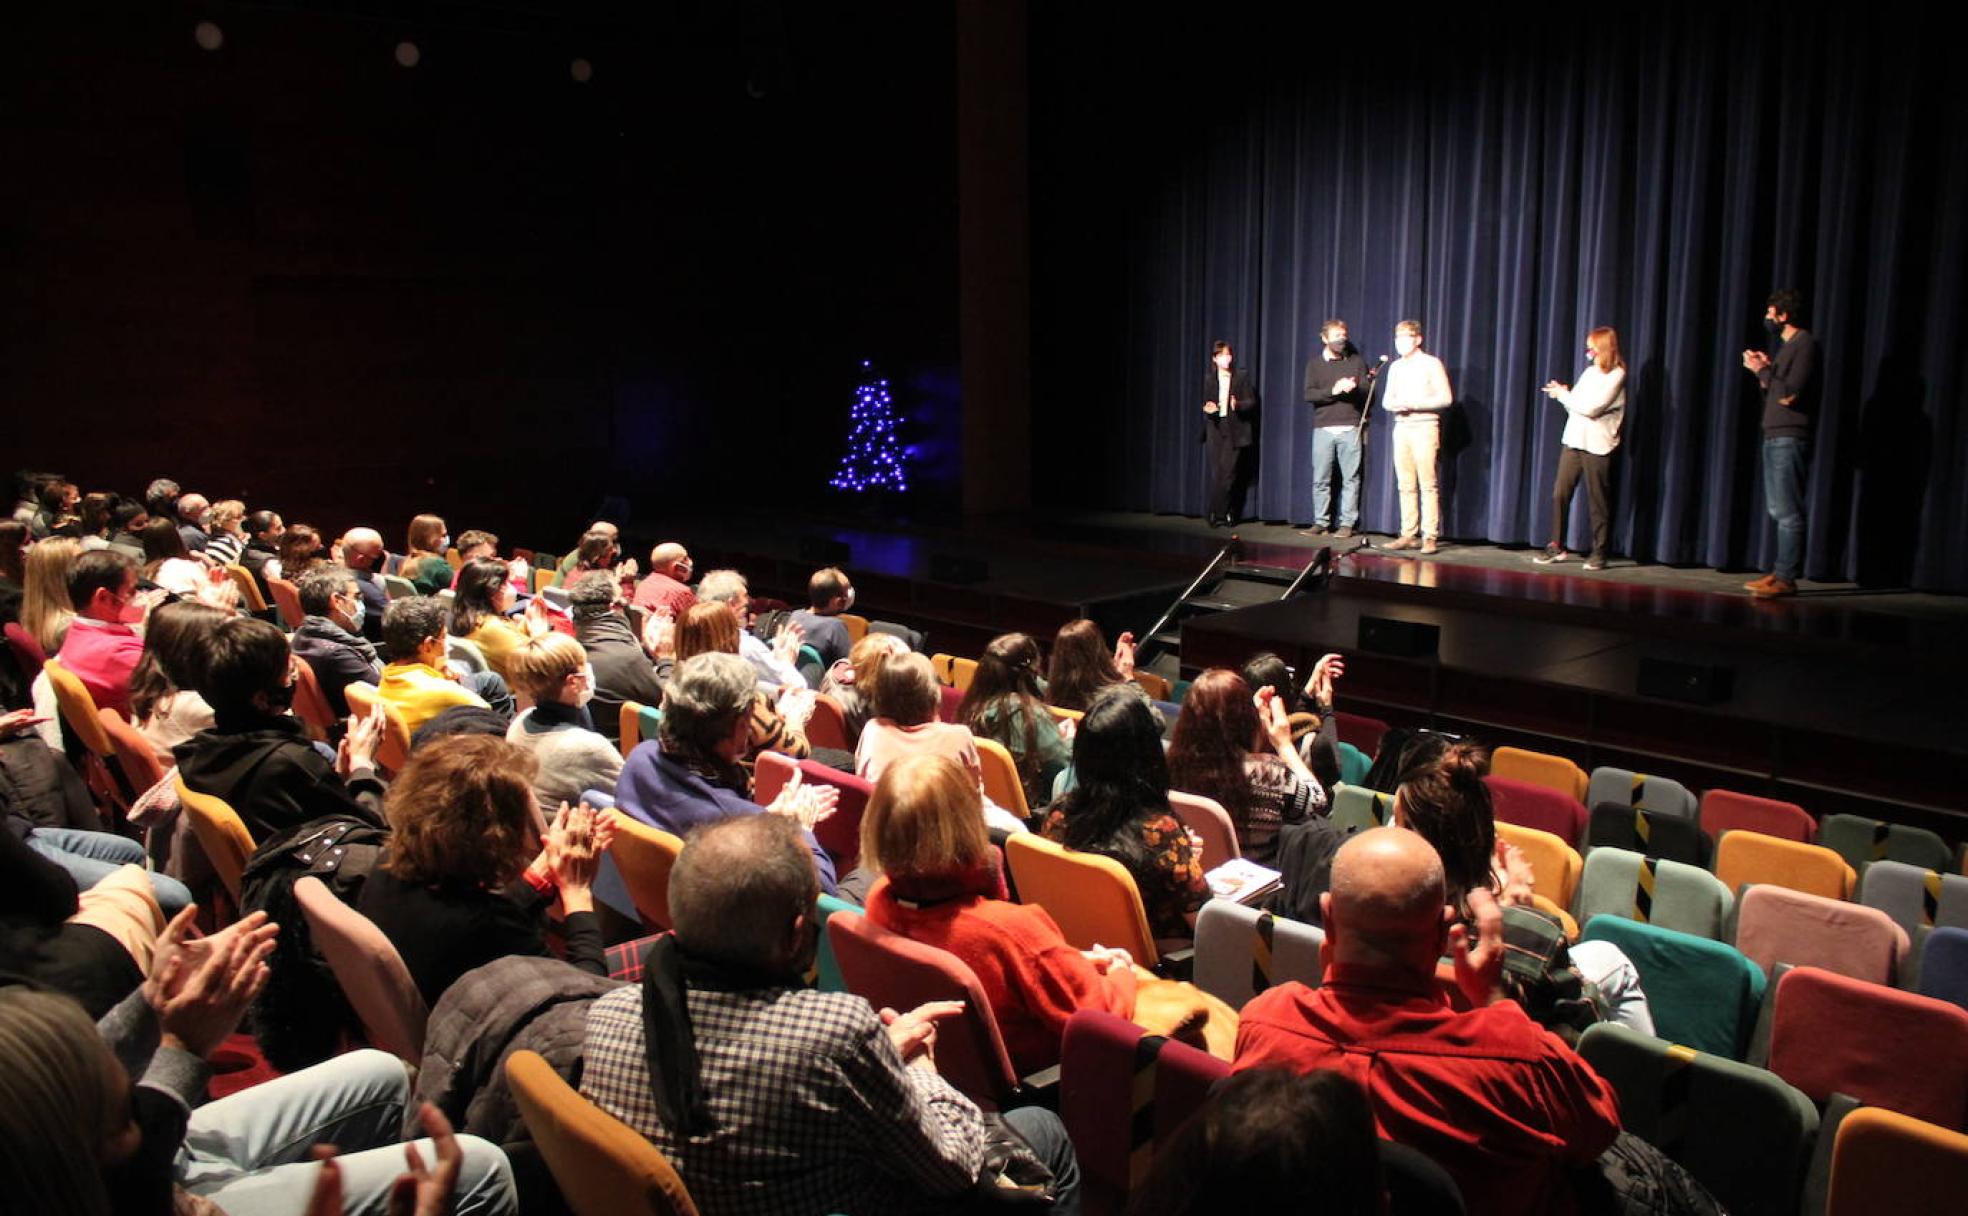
[672, 506, 1968, 645]
[653, 505, 1965, 827]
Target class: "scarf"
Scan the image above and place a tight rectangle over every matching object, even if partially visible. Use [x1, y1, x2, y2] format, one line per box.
[638, 934, 802, 1137]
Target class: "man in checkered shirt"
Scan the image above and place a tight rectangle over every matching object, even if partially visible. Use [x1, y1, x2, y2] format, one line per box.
[582, 813, 1081, 1215]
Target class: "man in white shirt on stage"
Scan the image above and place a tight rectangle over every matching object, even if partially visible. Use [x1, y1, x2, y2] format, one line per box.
[1380, 319, 1454, 553]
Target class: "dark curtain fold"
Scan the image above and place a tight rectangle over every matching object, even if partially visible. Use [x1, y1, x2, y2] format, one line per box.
[1032, 4, 1968, 591]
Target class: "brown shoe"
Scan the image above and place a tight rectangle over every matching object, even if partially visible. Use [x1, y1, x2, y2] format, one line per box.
[1751, 577, 1796, 599]
[1385, 535, 1418, 551]
[1420, 537, 1439, 555]
[1334, 526, 1355, 538]
[1743, 574, 1777, 592]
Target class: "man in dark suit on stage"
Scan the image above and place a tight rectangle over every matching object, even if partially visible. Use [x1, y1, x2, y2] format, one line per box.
[1203, 339, 1257, 527]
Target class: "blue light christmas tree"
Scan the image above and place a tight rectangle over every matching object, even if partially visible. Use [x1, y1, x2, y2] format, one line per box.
[828, 361, 910, 493]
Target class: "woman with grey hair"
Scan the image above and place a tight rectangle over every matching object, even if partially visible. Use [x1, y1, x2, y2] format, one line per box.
[613, 652, 842, 893]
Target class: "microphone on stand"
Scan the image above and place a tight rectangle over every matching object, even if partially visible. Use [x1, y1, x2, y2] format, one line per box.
[1350, 355, 1393, 550]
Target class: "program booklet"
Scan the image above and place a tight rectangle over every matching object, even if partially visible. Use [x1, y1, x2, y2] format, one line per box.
[1206, 857, 1283, 905]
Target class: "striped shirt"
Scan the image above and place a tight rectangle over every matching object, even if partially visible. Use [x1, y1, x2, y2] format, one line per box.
[582, 984, 986, 1216]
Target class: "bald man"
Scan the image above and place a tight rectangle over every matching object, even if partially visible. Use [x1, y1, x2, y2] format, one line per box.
[631, 540, 697, 620]
[1234, 827, 1621, 1216]
[338, 526, 390, 643]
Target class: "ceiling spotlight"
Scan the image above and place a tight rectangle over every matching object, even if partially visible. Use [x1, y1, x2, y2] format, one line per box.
[194, 21, 224, 51]
[570, 58, 593, 84]
[395, 41, 421, 68]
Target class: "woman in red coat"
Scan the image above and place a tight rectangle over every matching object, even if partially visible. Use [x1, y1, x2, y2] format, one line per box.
[860, 754, 1136, 1074]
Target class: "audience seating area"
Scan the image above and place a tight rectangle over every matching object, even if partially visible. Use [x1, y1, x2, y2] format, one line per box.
[9, 494, 1967, 1216]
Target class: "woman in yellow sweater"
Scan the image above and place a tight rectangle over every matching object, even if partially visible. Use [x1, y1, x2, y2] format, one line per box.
[448, 557, 544, 680]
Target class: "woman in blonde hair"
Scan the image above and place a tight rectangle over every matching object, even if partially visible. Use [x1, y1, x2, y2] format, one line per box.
[819, 631, 906, 749]
[1537, 326, 1628, 571]
[505, 631, 623, 811]
[21, 534, 81, 654]
[862, 753, 1236, 1069]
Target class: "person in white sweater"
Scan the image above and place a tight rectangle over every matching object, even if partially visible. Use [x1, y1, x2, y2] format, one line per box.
[504, 632, 623, 813]
[1380, 319, 1455, 553]
[1536, 327, 1628, 570]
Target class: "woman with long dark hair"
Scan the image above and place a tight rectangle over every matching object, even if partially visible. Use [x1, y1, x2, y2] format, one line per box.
[130, 600, 230, 762]
[1044, 618, 1137, 713]
[1166, 668, 1326, 863]
[448, 556, 536, 681]
[958, 632, 1070, 811]
[1039, 685, 1205, 940]
[1395, 735, 1656, 1033]
[1391, 736, 1511, 914]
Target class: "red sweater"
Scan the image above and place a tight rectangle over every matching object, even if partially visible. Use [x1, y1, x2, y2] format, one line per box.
[864, 877, 1134, 1075]
[1235, 965, 1621, 1216]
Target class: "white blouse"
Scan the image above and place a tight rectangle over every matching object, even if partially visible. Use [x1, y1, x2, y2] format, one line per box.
[1555, 364, 1627, 455]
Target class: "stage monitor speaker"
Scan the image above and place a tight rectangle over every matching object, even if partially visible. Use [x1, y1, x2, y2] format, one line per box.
[930, 553, 989, 584]
[799, 537, 852, 566]
[1637, 657, 1734, 706]
[1358, 615, 1439, 659]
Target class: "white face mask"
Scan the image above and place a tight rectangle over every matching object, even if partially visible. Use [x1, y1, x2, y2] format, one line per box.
[576, 663, 597, 708]
[843, 586, 855, 610]
[1395, 334, 1419, 357]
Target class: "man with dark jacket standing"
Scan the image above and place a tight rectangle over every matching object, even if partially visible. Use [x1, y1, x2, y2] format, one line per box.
[1302, 319, 1370, 537]
[1202, 340, 1258, 527]
[1741, 288, 1818, 599]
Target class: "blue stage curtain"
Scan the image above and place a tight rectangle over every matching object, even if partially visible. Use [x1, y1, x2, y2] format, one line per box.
[1032, 6, 1968, 591]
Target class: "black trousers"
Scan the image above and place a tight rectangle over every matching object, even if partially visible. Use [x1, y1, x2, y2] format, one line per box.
[1206, 427, 1244, 519]
[1551, 446, 1612, 558]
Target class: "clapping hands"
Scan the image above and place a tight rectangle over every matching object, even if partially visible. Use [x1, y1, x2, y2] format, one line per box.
[1302, 652, 1345, 708]
[144, 906, 278, 1058]
[772, 619, 806, 666]
[766, 769, 838, 832]
[642, 606, 675, 659]
[1113, 630, 1137, 677]
[336, 703, 387, 776]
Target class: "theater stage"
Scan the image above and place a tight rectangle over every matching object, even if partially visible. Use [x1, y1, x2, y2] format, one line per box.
[672, 508, 1967, 839]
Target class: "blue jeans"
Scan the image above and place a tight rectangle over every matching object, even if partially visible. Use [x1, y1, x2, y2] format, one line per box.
[1311, 425, 1363, 528]
[1761, 437, 1808, 581]
[179, 1049, 517, 1214]
[27, 826, 194, 914]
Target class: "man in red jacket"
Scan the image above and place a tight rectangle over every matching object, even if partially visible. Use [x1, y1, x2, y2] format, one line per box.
[1234, 827, 1621, 1216]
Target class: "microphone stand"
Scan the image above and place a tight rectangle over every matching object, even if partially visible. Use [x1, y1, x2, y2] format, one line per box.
[1352, 356, 1388, 548]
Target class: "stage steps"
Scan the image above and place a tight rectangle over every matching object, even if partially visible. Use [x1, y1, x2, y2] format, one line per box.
[1137, 538, 1331, 682]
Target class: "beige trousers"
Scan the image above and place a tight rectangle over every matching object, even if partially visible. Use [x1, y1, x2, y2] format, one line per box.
[1392, 418, 1442, 540]
[70, 864, 165, 974]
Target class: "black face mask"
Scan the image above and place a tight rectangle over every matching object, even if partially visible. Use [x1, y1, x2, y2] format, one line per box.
[261, 678, 297, 715]
[1763, 317, 1783, 336]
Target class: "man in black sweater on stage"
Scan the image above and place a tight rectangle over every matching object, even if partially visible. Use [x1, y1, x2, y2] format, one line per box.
[1741, 288, 1818, 599]
[1302, 319, 1370, 537]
